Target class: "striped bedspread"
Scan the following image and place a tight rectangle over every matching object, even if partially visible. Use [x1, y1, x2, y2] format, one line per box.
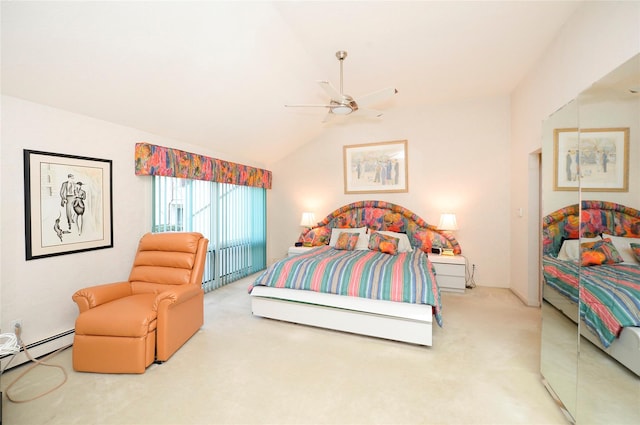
[543, 255, 640, 347]
[250, 246, 442, 326]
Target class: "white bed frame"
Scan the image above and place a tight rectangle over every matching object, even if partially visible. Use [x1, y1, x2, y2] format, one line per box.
[250, 286, 434, 346]
[544, 284, 640, 376]
[249, 201, 461, 347]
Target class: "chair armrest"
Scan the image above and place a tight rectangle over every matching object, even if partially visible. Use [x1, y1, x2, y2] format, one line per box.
[153, 284, 203, 311]
[72, 282, 132, 313]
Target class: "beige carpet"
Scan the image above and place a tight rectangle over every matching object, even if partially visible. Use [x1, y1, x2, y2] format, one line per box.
[2, 276, 568, 425]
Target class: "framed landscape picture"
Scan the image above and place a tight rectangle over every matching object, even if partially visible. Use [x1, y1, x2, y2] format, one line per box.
[554, 128, 629, 192]
[343, 140, 408, 194]
[24, 149, 113, 260]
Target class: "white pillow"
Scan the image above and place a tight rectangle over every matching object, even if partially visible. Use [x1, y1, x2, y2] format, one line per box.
[602, 234, 640, 264]
[556, 236, 601, 262]
[372, 230, 413, 252]
[329, 227, 368, 249]
[354, 232, 370, 250]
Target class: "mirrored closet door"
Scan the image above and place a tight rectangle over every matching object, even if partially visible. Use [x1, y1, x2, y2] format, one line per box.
[541, 99, 579, 421]
[575, 54, 640, 425]
[541, 53, 640, 424]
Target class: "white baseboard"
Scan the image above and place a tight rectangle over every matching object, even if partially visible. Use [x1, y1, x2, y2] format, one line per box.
[0, 330, 74, 372]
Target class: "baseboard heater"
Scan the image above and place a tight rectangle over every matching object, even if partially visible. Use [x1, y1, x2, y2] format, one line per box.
[0, 330, 74, 372]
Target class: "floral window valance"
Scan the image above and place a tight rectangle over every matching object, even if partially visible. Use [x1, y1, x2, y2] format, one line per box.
[134, 142, 272, 189]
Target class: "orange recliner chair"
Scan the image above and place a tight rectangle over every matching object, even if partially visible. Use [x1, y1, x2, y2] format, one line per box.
[72, 232, 208, 373]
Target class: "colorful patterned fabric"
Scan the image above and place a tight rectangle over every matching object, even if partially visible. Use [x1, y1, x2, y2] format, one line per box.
[542, 255, 580, 304]
[368, 231, 399, 255]
[302, 226, 331, 246]
[582, 263, 640, 346]
[134, 142, 272, 189]
[250, 245, 442, 326]
[543, 255, 640, 347]
[581, 238, 624, 266]
[298, 201, 461, 255]
[334, 232, 359, 251]
[631, 243, 640, 262]
[543, 201, 640, 256]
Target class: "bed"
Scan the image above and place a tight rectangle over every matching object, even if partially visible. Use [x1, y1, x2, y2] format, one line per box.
[542, 201, 640, 376]
[249, 201, 462, 346]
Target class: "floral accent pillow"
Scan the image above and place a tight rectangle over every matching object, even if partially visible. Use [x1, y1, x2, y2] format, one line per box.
[301, 227, 331, 247]
[368, 232, 399, 255]
[581, 238, 624, 266]
[631, 243, 640, 263]
[334, 232, 360, 251]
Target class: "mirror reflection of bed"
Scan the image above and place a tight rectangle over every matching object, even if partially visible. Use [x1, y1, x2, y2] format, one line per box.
[543, 202, 640, 372]
[542, 202, 640, 424]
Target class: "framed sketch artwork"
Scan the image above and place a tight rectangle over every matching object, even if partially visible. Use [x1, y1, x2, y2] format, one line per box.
[23, 150, 113, 260]
[554, 128, 629, 192]
[343, 140, 408, 194]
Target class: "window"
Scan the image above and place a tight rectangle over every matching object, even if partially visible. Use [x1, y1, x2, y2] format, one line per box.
[153, 176, 266, 291]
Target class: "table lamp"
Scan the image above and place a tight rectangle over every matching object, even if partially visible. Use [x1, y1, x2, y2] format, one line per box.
[437, 213, 457, 255]
[299, 212, 316, 247]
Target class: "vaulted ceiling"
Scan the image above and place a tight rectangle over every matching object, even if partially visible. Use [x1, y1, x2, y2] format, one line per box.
[1, 1, 582, 165]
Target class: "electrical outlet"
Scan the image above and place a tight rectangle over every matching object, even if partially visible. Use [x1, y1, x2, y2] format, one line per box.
[10, 319, 22, 335]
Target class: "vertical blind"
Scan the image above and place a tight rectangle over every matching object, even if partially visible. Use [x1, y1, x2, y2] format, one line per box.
[152, 176, 266, 292]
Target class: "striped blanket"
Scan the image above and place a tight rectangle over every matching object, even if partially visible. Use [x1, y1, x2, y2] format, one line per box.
[543, 255, 640, 347]
[250, 246, 442, 326]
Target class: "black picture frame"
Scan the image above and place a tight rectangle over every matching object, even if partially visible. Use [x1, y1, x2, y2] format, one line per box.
[24, 149, 113, 260]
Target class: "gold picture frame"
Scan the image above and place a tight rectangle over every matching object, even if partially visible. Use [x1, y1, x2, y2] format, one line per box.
[343, 140, 408, 194]
[554, 128, 629, 192]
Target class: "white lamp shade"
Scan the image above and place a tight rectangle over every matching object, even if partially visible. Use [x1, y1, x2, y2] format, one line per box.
[438, 213, 458, 231]
[300, 212, 316, 227]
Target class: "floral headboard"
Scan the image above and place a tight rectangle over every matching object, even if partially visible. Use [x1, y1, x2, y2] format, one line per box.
[542, 201, 640, 256]
[298, 200, 461, 255]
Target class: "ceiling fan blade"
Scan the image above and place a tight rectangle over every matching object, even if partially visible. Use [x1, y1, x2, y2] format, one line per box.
[284, 104, 332, 108]
[355, 87, 398, 107]
[318, 81, 345, 102]
[354, 108, 384, 118]
[321, 111, 335, 123]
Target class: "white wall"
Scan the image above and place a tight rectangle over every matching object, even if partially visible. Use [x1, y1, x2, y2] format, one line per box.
[0, 95, 262, 355]
[268, 96, 512, 288]
[510, 1, 640, 305]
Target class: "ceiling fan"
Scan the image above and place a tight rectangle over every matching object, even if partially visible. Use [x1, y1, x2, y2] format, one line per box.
[285, 51, 398, 122]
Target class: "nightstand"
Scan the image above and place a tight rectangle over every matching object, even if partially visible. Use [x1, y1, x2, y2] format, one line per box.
[288, 246, 313, 257]
[428, 254, 466, 293]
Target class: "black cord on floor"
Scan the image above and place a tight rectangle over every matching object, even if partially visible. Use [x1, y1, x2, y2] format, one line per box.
[465, 260, 477, 289]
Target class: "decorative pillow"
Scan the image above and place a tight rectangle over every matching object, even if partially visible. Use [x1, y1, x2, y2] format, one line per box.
[601, 234, 640, 264]
[556, 236, 602, 261]
[373, 230, 413, 252]
[631, 243, 640, 263]
[368, 232, 399, 255]
[301, 227, 331, 247]
[329, 227, 367, 247]
[334, 232, 359, 251]
[580, 238, 624, 266]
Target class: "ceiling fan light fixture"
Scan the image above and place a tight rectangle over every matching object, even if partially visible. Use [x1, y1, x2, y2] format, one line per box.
[332, 105, 353, 115]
